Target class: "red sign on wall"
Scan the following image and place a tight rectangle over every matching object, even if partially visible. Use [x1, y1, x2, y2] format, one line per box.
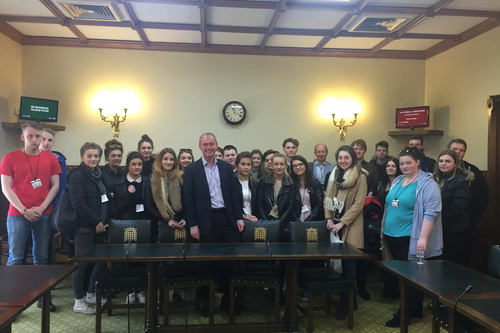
[396, 106, 429, 128]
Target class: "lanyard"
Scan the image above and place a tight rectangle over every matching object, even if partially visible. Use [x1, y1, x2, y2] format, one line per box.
[23, 149, 40, 181]
[394, 176, 417, 201]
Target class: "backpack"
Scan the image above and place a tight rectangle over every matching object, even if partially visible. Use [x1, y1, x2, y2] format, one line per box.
[48, 170, 78, 236]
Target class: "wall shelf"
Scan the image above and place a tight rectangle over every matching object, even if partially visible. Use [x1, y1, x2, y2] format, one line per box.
[388, 129, 443, 137]
[2, 122, 66, 131]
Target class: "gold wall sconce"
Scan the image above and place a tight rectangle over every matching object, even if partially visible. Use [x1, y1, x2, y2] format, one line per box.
[99, 108, 127, 137]
[332, 113, 358, 141]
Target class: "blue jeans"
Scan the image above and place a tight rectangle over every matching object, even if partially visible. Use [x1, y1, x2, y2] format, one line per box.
[6, 215, 50, 265]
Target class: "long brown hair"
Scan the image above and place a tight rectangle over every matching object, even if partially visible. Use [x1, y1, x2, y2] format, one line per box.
[434, 149, 458, 187]
[153, 148, 182, 181]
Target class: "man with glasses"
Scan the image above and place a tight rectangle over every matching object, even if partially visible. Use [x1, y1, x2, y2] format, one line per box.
[183, 132, 244, 316]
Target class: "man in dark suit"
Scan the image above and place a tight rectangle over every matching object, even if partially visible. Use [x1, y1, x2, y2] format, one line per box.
[183, 132, 244, 315]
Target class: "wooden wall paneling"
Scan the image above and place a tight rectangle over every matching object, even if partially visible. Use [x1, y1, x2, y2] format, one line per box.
[487, 95, 500, 246]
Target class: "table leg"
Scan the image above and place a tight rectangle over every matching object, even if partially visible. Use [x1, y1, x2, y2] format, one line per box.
[0, 323, 12, 333]
[399, 280, 409, 333]
[145, 262, 159, 333]
[41, 294, 50, 333]
[447, 307, 455, 333]
[431, 298, 440, 333]
[288, 260, 300, 333]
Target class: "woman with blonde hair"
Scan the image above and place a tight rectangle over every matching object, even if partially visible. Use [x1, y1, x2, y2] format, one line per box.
[144, 148, 185, 302]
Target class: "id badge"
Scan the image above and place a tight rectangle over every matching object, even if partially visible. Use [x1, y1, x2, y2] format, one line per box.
[392, 199, 399, 208]
[101, 194, 109, 203]
[301, 205, 309, 213]
[31, 179, 42, 189]
[136, 204, 145, 212]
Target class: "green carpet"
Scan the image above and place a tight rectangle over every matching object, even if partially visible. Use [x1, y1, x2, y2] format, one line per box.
[12, 276, 433, 333]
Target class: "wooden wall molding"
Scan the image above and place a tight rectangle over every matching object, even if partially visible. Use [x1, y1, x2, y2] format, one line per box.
[0, 21, 24, 44]
[21, 35, 425, 59]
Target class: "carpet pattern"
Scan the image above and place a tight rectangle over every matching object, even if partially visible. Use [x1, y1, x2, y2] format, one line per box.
[12, 276, 434, 333]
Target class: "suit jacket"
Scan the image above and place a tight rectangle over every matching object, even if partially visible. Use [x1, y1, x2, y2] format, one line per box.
[309, 160, 334, 188]
[183, 158, 243, 236]
[234, 174, 259, 217]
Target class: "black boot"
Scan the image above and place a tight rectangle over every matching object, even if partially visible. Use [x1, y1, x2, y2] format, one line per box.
[37, 293, 56, 312]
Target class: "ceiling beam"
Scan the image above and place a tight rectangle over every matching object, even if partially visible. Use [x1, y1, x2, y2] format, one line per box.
[393, 0, 454, 39]
[0, 21, 24, 44]
[127, 0, 500, 18]
[0, 15, 459, 40]
[21, 35, 425, 59]
[39, 0, 88, 44]
[370, 38, 393, 55]
[424, 17, 500, 59]
[199, 0, 208, 49]
[123, 1, 150, 48]
[67, 25, 87, 43]
[314, 0, 371, 53]
[260, 0, 287, 51]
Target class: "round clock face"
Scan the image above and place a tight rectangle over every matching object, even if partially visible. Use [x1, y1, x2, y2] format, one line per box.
[222, 101, 246, 125]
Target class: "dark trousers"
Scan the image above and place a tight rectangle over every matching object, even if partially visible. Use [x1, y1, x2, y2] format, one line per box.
[199, 208, 240, 303]
[72, 230, 107, 300]
[442, 231, 469, 267]
[383, 234, 424, 314]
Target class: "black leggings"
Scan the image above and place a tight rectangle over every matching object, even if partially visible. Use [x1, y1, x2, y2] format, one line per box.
[383, 234, 424, 314]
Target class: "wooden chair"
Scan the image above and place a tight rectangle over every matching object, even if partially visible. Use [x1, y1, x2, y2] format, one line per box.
[229, 219, 281, 323]
[159, 222, 215, 326]
[94, 219, 151, 333]
[291, 221, 356, 333]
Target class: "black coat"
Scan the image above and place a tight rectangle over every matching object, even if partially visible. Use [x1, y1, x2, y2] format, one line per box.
[291, 178, 324, 222]
[68, 163, 110, 230]
[256, 173, 296, 240]
[114, 178, 149, 220]
[461, 160, 489, 223]
[440, 169, 471, 233]
[234, 174, 259, 218]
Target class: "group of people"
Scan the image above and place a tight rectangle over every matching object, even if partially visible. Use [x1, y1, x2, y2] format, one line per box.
[0, 121, 489, 327]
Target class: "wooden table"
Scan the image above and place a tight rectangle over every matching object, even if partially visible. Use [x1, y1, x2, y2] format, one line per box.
[71, 242, 369, 333]
[0, 307, 24, 333]
[0, 265, 77, 333]
[378, 260, 500, 333]
[439, 294, 500, 333]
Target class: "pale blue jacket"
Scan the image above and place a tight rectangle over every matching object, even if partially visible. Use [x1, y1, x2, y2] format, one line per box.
[389, 170, 443, 260]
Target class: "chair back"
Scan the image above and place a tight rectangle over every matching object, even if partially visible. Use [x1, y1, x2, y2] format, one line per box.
[108, 219, 152, 244]
[158, 222, 187, 244]
[240, 220, 280, 243]
[487, 245, 500, 279]
[290, 221, 330, 243]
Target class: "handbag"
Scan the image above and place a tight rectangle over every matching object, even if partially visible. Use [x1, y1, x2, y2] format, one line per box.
[48, 187, 78, 236]
[380, 236, 393, 261]
[329, 231, 343, 274]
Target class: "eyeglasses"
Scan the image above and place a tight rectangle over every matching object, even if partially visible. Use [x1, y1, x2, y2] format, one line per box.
[108, 144, 122, 149]
[292, 162, 304, 169]
[179, 148, 193, 153]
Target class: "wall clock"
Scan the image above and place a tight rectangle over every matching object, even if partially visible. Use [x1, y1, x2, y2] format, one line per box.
[222, 101, 246, 125]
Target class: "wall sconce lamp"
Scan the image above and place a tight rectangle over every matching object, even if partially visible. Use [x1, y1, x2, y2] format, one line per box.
[332, 113, 358, 141]
[99, 108, 127, 137]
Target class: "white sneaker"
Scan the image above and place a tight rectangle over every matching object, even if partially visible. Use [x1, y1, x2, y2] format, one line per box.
[126, 292, 136, 304]
[136, 291, 146, 304]
[74, 298, 95, 315]
[301, 292, 309, 302]
[86, 292, 107, 306]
